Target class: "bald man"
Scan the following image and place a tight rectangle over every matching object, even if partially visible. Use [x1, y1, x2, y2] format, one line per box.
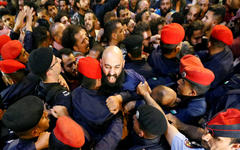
[99, 46, 145, 114]
[151, 85, 181, 108]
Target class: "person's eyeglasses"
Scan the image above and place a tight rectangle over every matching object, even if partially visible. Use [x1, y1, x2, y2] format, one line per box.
[48, 57, 58, 71]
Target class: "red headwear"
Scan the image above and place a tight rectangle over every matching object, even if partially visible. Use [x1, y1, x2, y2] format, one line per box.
[161, 23, 185, 44]
[53, 116, 85, 148]
[78, 57, 102, 79]
[1, 40, 22, 60]
[207, 108, 240, 138]
[211, 25, 233, 45]
[0, 35, 11, 55]
[180, 55, 215, 86]
[0, 59, 26, 73]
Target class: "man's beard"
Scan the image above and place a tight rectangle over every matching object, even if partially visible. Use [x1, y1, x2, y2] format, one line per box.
[64, 70, 80, 81]
[143, 44, 154, 54]
[98, 70, 125, 96]
[161, 8, 171, 17]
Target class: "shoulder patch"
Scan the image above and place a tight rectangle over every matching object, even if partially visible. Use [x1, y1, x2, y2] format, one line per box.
[184, 139, 193, 148]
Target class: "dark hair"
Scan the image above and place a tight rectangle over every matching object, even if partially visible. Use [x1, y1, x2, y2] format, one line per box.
[32, 26, 49, 49]
[186, 20, 204, 41]
[85, 10, 97, 20]
[133, 22, 150, 35]
[24, 1, 38, 12]
[150, 17, 165, 35]
[62, 25, 82, 50]
[171, 12, 184, 25]
[59, 48, 73, 56]
[0, 8, 10, 18]
[208, 4, 226, 24]
[36, 19, 50, 29]
[54, 10, 69, 23]
[230, 138, 240, 144]
[124, 34, 143, 58]
[103, 19, 120, 42]
[160, 41, 178, 55]
[44, 0, 55, 10]
[81, 76, 96, 89]
[209, 36, 226, 48]
[103, 11, 116, 24]
[117, 5, 127, 17]
[135, 9, 148, 23]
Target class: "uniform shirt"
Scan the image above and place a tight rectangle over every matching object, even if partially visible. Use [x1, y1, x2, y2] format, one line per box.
[197, 47, 233, 89]
[4, 138, 36, 150]
[171, 133, 204, 150]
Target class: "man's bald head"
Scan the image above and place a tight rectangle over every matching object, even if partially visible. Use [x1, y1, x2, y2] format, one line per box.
[151, 85, 180, 107]
[101, 46, 125, 84]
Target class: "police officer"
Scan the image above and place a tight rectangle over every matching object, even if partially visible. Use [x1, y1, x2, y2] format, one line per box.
[28, 48, 72, 130]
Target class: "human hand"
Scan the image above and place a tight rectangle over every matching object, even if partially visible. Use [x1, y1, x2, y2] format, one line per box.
[137, 81, 152, 97]
[35, 132, 50, 150]
[13, 10, 26, 32]
[50, 105, 69, 118]
[58, 74, 70, 91]
[106, 95, 123, 114]
[150, 34, 160, 44]
[166, 113, 183, 129]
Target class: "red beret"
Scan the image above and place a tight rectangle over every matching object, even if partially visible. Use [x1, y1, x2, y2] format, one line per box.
[53, 116, 85, 148]
[161, 23, 185, 44]
[0, 59, 26, 73]
[180, 55, 204, 73]
[1, 40, 22, 60]
[211, 25, 233, 45]
[181, 66, 215, 86]
[207, 108, 240, 138]
[0, 35, 11, 55]
[78, 57, 102, 79]
[0, 1, 7, 6]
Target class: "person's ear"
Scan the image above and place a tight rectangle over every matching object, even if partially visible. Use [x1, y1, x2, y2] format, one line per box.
[138, 130, 144, 137]
[112, 32, 117, 40]
[31, 127, 40, 137]
[190, 88, 197, 96]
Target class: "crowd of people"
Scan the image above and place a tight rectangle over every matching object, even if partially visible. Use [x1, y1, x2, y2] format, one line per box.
[0, 0, 239, 149]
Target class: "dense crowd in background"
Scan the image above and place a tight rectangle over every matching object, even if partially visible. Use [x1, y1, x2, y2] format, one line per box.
[0, 0, 239, 149]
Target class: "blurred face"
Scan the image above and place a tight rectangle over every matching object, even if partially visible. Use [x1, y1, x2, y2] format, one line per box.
[2, 15, 14, 29]
[229, 0, 240, 10]
[37, 10, 50, 22]
[201, 129, 237, 150]
[198, 0, 209, 14]
[60, 16, 70, 26]
[17, 48, 29, 64]
[47, 5, 58, 18]
[115, 23, 125, 43]
[36, 110, 49, 133]
[138, 0, 149, 13]
[202, 11, 215, 31]
[48, 56, 62, 75]
[160, 0, 171, 15]
[84, 13, 95, 32]
[190, 30, 203, 46]
[69, 0, 75, 6]
[142, 30, 152, 48]
[187, 7, 200, 23]
[62, 53, 78, 77]
[120, 0, 129, 8]
[59, 0, 68, 11]
[131, 0, 138, 7]
[119, 9, 129, 20]
[127, 19, 136, 33]
[177, 78, 193, 96]
[142, 11, 151, 22]
[74, 29, 89, 54]
[101, 51, 124, 84]
[54, 23, 66, 44]
[79, 0, 90, 11]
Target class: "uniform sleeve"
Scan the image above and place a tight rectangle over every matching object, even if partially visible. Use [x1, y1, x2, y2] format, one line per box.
[55, 91, 72, 115]
[171, 133, 204, 150]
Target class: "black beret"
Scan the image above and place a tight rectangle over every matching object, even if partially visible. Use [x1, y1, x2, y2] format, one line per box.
[28, 48, 53, 75]
[136, 104, 167, 136]
[2, 96, 44, 132]
[124, 34, 143, 52]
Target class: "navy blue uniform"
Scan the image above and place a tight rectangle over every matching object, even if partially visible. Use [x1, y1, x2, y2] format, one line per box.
[197, 47, 233, 89]
[125, 59, 156, 80]
[4, 138, 36, 150]
[148, 48, 179, 88]
[72, 86, 122, 150]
